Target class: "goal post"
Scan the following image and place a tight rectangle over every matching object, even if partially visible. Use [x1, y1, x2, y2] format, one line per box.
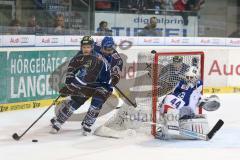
[151, 51, 205, 136]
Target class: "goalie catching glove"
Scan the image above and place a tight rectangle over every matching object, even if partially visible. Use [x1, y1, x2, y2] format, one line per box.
[198, 95, 220, 111]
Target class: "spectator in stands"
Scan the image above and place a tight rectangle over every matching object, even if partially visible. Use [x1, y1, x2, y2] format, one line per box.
[122, 0, 148, 13]
[173, 0, 188, 25]
[138, 16, 162, 36]
[27, 15, 42, 34]
[7, 19, 22, 34]
[186, 0, 205, 12]
[95, 0, 113, 11]
[160, 0, 174, 11]
[53, 14, 65, 35]
[148, 0, 174, 14]
[95, 21, 113, 36]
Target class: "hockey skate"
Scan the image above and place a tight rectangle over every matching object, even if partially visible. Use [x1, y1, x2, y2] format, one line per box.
[50, 118, 62, 134]
[81, 122, 91, 136]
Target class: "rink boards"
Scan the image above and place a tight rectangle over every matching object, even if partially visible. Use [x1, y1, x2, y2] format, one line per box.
[1, 37, 240, 112]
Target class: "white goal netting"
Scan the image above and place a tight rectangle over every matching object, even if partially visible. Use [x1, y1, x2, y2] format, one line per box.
[94, 52, 204, 138]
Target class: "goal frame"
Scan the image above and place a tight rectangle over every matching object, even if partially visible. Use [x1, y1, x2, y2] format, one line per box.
[151, 51, 205, 136]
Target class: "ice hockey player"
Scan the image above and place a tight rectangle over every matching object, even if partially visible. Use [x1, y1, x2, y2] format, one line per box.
[157, 66, 220, 140]
[50, 36, 113, 135]
[158, 56, 200, 96]
[95, 36, 123, 87]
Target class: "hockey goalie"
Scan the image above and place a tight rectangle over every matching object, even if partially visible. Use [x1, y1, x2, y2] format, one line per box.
[156, 66, 221, 140]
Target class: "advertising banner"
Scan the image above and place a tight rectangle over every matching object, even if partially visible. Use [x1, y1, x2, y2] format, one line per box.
[225, 38, 240, 46]
[0, 35, 2, 47]
[35, 36, 65, 46]
[165, 37, 195, 45]
[64, 35, 82, 46]
[95, 13, 198, 37]
[2, 35, 35, 47]
[0, 50, 77, 104]
[194, 37, 226, 46]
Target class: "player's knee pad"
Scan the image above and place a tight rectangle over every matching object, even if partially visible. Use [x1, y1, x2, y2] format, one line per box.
[82, 105, 101, 127]
[93, 87, 112, 102]
[199, 95, 220, 111]
[70, 96, 88, 109]
[179, 115, 209, 134]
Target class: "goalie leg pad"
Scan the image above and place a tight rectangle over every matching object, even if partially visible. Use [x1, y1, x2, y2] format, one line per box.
[156, 108, 179, 140]
[179, 116, 209, 135]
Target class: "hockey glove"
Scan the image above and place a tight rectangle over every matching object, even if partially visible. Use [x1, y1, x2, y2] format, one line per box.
[65, 72, 75, 85]
[111, 74, 120, 86]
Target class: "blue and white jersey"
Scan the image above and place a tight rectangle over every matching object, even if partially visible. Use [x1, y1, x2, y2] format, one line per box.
[94, 43, 123, 75]
[172, 80, 203, 112]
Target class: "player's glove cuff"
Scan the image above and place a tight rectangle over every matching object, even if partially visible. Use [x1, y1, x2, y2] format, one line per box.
[65, 72, 75, 85]
[111, 74, 120, 86]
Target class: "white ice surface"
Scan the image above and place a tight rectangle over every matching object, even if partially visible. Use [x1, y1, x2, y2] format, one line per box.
[0, 94, 240, 160]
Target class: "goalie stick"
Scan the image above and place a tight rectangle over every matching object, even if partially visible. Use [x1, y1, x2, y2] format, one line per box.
[144, 119, 224, 141]
[179, 119, 224, 141]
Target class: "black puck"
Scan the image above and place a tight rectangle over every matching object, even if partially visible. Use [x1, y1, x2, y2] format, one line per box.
[32, 139, 38, 142]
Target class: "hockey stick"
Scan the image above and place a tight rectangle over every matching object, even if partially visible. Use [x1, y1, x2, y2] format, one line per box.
[179, 119, 224, 141]
[143, 119, 224, 141]
[12, 95, 61, 141]
[114, 85, 137, 108]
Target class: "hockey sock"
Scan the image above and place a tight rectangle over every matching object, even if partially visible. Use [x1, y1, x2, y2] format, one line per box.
[56, 99, 79, 124]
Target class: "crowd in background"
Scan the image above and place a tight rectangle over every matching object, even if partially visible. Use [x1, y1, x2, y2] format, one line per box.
[96, 0, 205, 14]
[0, 0, 206, 35]
[0, 0, 205, 36]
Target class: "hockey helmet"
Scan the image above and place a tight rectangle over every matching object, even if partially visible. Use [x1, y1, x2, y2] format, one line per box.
[81, 36, 94, 46]
[101, 36, 115, 49]
[185, 66, 199, 84]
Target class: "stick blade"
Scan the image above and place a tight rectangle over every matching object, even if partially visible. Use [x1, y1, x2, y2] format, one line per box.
[12, 133, 20, 141]
[207, 119, 224, 140]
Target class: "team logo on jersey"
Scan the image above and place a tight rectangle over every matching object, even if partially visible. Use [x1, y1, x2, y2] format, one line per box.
[83, 60, 92, 69]
[181, 84, 188, 90]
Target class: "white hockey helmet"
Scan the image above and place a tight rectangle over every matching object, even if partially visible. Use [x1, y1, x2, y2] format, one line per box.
[185, 66, 199, 84]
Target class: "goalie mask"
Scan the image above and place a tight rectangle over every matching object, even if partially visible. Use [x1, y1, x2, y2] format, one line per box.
[185, 66, 199, 85]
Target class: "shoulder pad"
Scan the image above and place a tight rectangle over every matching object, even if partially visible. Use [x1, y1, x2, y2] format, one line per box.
[197, 80, 203, 86]
[112, 51, 121, 59]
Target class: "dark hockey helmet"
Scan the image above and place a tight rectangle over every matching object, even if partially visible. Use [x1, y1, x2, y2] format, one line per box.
[81, 36, 94, 46]
[173, 56, 183, 63]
